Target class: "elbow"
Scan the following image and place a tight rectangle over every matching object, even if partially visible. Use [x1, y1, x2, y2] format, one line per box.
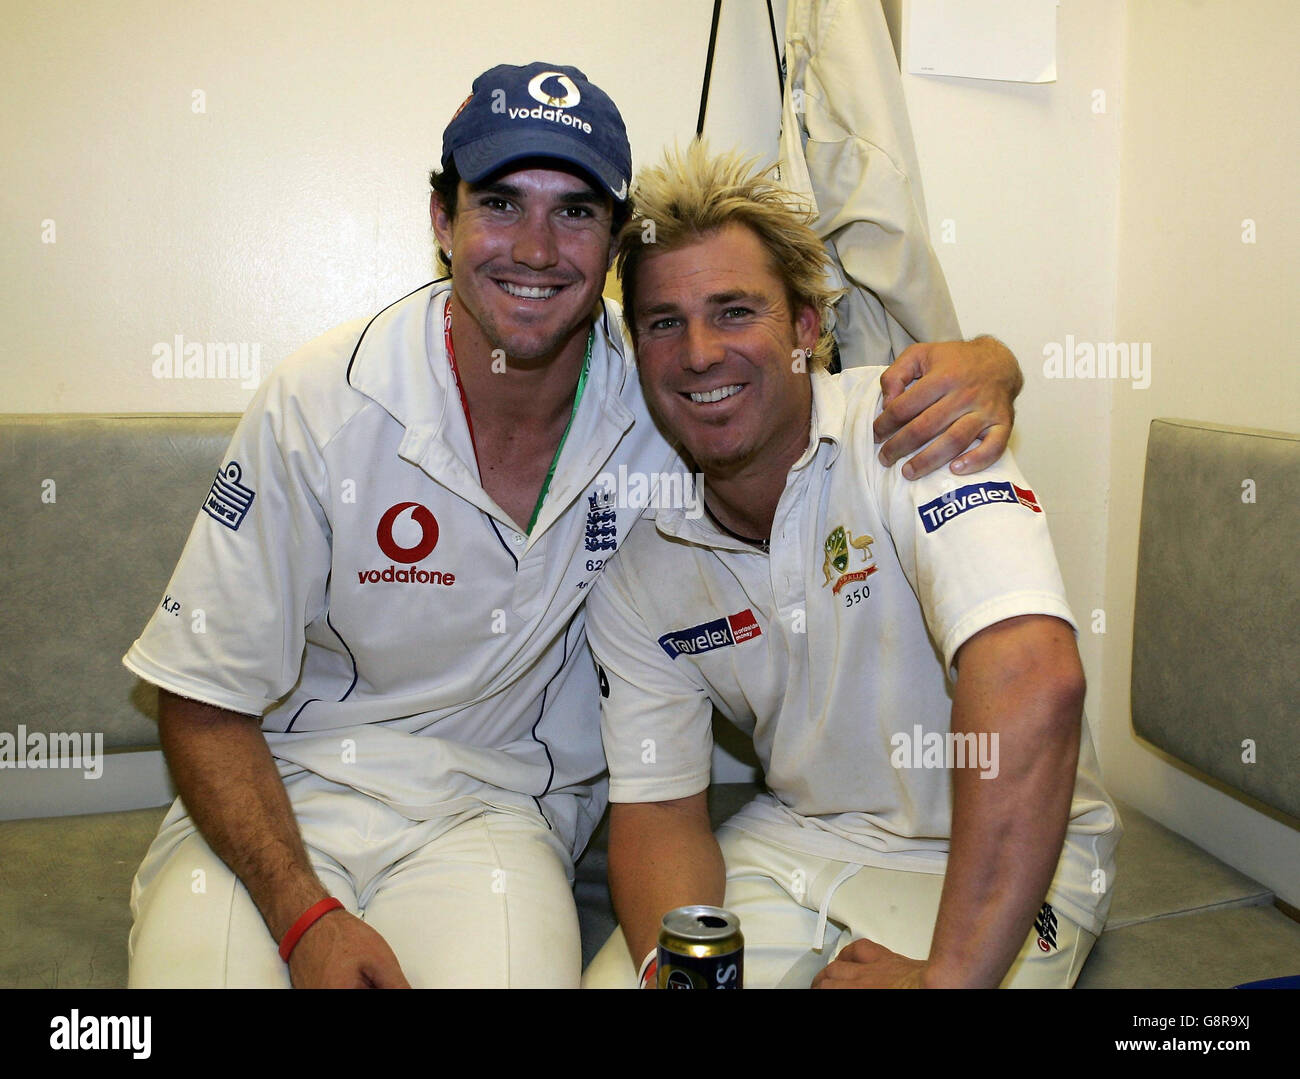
[1041, 651, 1086, 730]
[968, 615, 1086, 745]
[1019, 641, 1086, 766]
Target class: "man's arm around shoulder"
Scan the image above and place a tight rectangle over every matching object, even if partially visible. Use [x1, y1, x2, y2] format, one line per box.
[875, 336, 1024, 479]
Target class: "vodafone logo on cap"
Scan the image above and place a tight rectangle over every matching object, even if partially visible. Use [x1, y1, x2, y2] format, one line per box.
[528, 71, 581, 109]
[376, 502, 440, 563]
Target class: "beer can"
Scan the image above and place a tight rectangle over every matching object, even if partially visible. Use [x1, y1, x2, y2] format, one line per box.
[657, 905, 743, 989]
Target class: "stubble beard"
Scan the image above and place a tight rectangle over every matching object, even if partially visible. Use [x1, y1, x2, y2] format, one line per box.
[647, 398, 757, 483]
[472, 291, 596, 369]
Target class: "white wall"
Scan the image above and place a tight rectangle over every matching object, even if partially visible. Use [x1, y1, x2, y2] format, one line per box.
[899, 1, 1298, 906]
[1, 0, 783, 412]
[898, 0, 1125, 798]
[1100, 0, 1300, 903]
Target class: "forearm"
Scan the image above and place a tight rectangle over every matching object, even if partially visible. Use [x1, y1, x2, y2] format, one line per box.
[608, 794, 725, 968]
[923, 616, 1083, 988]
[157, 688, 330, 940]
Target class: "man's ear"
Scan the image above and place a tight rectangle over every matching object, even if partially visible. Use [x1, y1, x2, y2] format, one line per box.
[794, 301, 820, 353]
[431, 192, 453, 253]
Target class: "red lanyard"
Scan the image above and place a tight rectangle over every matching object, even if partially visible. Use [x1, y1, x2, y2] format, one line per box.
[443, 303, 479, 460]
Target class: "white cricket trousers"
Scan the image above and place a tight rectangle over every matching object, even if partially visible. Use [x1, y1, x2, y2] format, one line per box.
[129, 772, 581, 988]
[583, 823, 1096, 989]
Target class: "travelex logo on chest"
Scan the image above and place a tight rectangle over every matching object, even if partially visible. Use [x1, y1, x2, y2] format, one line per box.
[357, 502, 456, 587]
[917, 481, 1041, 534]
[658, 610, 762, 660]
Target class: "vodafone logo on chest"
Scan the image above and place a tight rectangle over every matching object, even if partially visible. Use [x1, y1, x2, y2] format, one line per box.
[377, 501, 439, 562]
[357, 502, 456, 587]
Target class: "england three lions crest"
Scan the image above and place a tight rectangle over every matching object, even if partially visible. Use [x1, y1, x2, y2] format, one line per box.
[584, 488, 617, 552]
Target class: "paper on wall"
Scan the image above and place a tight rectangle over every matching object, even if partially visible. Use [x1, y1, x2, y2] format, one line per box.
[907, 0, 1058, 83]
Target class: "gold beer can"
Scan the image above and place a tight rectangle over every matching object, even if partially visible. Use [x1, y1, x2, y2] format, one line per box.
[657, 906, 743, 989]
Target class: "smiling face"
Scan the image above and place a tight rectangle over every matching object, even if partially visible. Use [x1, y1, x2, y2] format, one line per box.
[431, 164, 615, 367]
[632, 222, 820, 478]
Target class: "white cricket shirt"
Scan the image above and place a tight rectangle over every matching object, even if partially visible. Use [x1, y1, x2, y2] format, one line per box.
[587, 367, 1120, 933]
[124, 282, 679, 854]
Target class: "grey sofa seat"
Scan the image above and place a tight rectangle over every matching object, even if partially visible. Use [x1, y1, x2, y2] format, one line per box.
[0, 807, 167, 989]
[4, 791, 1299, 988]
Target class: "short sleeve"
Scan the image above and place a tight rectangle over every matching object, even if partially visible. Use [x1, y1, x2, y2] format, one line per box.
[868, 421, 1078, 674]
[586, 541, 714, 803]
[122, 372, 334, 716]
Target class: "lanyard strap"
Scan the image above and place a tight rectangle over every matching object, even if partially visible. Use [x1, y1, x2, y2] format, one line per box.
[528, 334, 590, 533]
[443, 302, 478, 460]
[443, 304, 592, 536]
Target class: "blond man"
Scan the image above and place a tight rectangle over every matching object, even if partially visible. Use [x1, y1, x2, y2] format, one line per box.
[583, 146, 1119, 990]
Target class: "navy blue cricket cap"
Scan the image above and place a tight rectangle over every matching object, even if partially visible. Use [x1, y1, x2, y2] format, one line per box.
[441, 62, 632, 203]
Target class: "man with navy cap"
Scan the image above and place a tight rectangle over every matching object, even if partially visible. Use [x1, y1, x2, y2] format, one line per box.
[123, 62, 1024, 989]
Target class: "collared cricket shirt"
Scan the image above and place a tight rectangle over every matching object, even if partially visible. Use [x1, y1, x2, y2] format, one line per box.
[124, 282, 679, 854]
[587, 367, 1119, 933]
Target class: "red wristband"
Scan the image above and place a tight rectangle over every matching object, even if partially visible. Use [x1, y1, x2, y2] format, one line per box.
[278, 897, 343, 962]
[638, 950, 659, 989]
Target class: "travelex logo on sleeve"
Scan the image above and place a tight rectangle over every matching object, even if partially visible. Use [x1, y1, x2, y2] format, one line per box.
[203, 462, 255, 531]
[917, 481, 1041, 534]
[658, 610, 762, 660]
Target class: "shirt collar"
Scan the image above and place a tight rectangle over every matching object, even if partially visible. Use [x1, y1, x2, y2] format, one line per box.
[346, 280, 638, 523]
[805, 366, 848, 468]
[346, 279, 634, 432]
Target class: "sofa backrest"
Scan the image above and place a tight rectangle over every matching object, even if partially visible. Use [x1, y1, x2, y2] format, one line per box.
[1132, 418, 1299, 818]
[1, 414, 240, 751]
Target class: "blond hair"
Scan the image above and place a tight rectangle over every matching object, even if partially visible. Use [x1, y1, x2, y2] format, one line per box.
[615, 142, 842, 369]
